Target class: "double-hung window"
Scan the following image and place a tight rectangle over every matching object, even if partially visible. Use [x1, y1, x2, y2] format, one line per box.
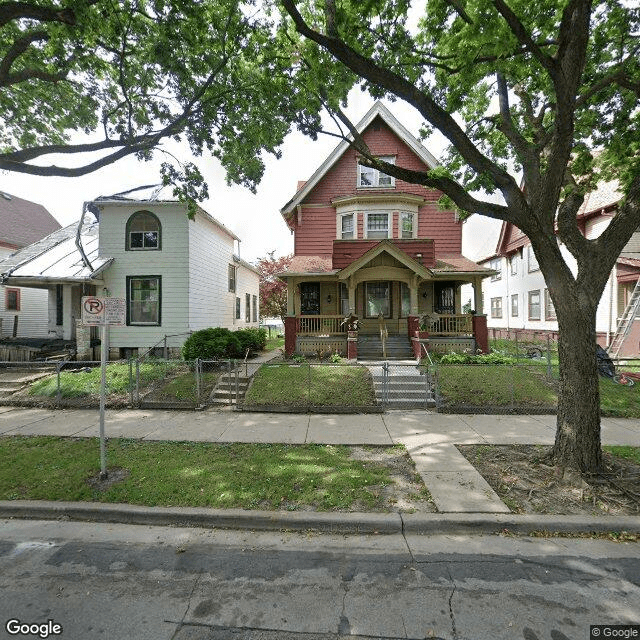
[511, 294, 519, 317]
[528, 245, 539, 272]
[245, 294, 251, 322]
[490, 258, 502, 281]
[228, 265, 237, 292]
[127, 276, 161, 326]
[366, 212, 390, 239]
[340, 214, 354, 239]
[528, 290, 541, 320]
[490, 297, 502, 319]
[400, 212, 414, 238]
[358, 156, 395, 188]
[5, 288, 20, 311]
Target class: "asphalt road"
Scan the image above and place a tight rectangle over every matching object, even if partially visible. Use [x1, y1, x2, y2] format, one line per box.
[0, 519, 639, 640]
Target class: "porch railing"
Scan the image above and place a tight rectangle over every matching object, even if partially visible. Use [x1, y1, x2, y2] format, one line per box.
[298, 315, 347, 336]
[429, 314, 473, 336]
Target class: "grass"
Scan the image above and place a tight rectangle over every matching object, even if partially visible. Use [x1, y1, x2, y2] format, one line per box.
[28, 362, 174, 398]
[264, 335, 284, 352]
[0, 436, 394, 511]
[604, 445, 640, 464]
[599, 376, 640, 417]
[245, 364, 376, 406]
[436, 364, 558, 407]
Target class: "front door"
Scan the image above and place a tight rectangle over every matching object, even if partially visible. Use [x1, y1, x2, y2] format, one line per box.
[300, 282, 320, 315]
[435, 283, 455, 314]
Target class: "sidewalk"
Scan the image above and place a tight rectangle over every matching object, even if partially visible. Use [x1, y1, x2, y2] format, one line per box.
[1, 405, 639, 520]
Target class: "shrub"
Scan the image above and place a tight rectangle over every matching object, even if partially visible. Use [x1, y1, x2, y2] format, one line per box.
[438, 351, 517, 365]
[234, 328, 267, 356]
[182, 328, 242, 360]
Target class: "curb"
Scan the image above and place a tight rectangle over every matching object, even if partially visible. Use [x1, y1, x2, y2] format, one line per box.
[1, 501, 639, 536]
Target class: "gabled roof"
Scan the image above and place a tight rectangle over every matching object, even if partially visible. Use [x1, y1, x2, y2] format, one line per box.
[336, 240, 434, 281]
[280, 102, 440, 217]
[0, 217, 112, 284]
[0, 190, 61, 248]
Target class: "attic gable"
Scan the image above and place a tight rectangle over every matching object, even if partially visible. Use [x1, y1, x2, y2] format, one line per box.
[280, 102, 440, 220]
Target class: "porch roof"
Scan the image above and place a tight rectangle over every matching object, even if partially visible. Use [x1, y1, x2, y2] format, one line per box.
[433, 254, 496, 277]
[278, 255, 337, 277]
[0, 217, 112, 285]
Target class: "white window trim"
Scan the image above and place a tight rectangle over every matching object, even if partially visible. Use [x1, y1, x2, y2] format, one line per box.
[364, 211, 391, 239]
[511, 294, 519, 317]
[528, 289, 541, 321]
[490, 258, 502, 281]
[357, 156, 396, 188]
[336, 212, 356, 240]
[510, 254, 518, 276]
[528, 245, 539, 272]
[490, 297, 502, 319]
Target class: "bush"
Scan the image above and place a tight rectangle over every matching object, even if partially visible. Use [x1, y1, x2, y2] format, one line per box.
[182, 328, 242, 360]
[234, 328, 267, 356]
[438, 351, 517, 365]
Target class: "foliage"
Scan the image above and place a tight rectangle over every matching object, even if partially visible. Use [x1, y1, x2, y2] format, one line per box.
[256, 253, 292, 322]
[181, 328, 241, 360]
[279, 0, 640, 471]
[182, 327, 267, 360]
[438, 352, 517, 365]
[234, 327, 268, 356]
[0, 436, 401, 511]
[0, 1, 326, 206]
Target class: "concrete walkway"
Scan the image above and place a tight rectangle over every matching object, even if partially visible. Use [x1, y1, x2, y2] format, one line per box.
[1, 406, 639, 514]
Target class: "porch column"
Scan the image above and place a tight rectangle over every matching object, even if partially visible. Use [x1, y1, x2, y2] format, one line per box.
[472, 314, 489, 353]
[410, 275, 420, 315]
[286, 278, 296, 316]
[348, 277, 356, 315]
[473, 277, 483, 315]
[284, 316, 298, 357]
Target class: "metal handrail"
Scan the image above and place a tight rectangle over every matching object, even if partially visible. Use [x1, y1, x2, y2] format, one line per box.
[137, 331, 193, 362]
[378, 315, 388, 360]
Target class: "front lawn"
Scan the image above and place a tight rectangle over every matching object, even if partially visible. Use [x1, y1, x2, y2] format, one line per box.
[245, 363, 376, 407]
[436, 364, 557, 408]
[0, 436, 428, 512]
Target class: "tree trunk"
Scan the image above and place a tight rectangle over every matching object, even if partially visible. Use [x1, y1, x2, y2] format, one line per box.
[551, 299, 603, 473]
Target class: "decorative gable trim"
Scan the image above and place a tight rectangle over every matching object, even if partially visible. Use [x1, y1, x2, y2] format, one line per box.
[281, 102, 440, 218]
[336, 239, 434, 281]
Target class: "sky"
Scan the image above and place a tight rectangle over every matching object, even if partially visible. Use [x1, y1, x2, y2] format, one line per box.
[1, 89, 501, 264]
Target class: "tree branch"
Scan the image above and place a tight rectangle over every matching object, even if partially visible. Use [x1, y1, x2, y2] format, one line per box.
[0, 29, 48, 84]
[0, 1, 77, 27]
[281, 0, 525, 212]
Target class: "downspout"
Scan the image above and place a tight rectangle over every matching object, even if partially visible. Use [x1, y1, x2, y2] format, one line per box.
[76, 202, 94, 272]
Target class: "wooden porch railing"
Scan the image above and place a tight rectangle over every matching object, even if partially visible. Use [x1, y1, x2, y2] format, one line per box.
[427, 314, 473, 336]
[298, 315, 347, 336]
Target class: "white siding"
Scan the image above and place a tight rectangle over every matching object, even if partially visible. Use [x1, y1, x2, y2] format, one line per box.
[98, 203, 190, 350]
[233, 262, 260, 329]
[0, 247, 50, 338]
[187, 214, 236, 330]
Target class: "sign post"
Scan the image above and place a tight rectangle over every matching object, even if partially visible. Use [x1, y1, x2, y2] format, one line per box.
[82, 296, 125, 479]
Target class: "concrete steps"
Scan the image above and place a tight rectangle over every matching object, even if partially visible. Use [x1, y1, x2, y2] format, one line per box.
[368, 364, 435, 409]
[209, 372, 251, 405]
[358, 335, 414, 361]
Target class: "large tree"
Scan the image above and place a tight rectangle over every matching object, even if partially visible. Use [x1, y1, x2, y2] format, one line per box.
[280, 0, 640, 472]
[0, 0, 316, 205]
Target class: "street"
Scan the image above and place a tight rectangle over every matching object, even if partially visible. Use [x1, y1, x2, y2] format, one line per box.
[0, 519, 638, 640]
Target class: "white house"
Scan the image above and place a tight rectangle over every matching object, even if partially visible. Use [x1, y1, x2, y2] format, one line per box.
[0, 197, 260, 359]
[478, 180, 640, 355]
[0, 190, 61, 339]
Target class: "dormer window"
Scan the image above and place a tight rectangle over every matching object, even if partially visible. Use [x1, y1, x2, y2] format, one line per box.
[126, 211, 161, 250]
[358, 156, 395, 188]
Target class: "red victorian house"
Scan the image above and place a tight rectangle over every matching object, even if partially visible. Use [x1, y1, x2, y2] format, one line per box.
[279, 102, 494, 360]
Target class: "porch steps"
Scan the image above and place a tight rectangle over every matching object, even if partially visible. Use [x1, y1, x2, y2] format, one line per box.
[357, 335, 414, 361]
[209, 371, 251, 405]
[367, 363, 435, 409]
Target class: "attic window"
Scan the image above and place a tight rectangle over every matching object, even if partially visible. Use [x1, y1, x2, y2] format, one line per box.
[357, 156, 395, 188]
[126, 210, 161, 250]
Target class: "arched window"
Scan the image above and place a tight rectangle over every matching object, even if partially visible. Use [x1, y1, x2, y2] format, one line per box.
[126, 211, 161, 250]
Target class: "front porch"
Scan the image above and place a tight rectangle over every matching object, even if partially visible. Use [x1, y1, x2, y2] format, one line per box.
[285, 311, 487, 360]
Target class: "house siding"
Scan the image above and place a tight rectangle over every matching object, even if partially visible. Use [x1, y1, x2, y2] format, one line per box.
[187, 214, 236, 331]
[0, 247, 50, 338]
[98, 203, 190, 349]
[293, 117, 461, 258]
